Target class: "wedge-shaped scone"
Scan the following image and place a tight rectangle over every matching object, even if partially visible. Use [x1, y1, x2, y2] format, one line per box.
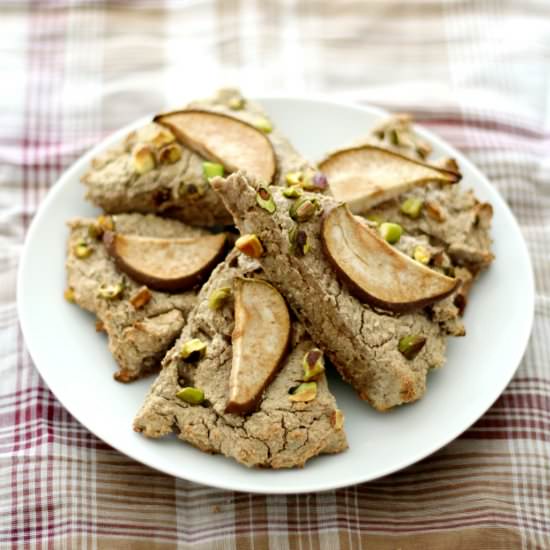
[81, 89, 315, 227]
[65, 213, 225, 382]
[134, 250, 347, 468]
[212, 173, 460, 411]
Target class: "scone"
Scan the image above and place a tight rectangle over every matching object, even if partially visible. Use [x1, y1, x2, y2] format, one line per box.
[212, 172, 456, 411]
[134, 250, 347, 468]
[81, 89, 318, 227]
[65, 213, 227, 382]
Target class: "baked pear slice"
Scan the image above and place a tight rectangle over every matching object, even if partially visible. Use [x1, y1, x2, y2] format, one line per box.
[154, 110, 277, 183]
[319, 145, 461, 213]
[103, 231, 227, 292]
[226, 278, 291, 415]
[321, 204, 459, 311]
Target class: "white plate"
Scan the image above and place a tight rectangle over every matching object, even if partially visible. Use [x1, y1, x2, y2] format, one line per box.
[18, 97, 534, 494]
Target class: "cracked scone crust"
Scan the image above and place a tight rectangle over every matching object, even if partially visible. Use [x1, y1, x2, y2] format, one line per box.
[134, 251, 347, 469]
[66, 213, 207, 382]
[212, 173, 451, 411]
[81, 89, 313, 227]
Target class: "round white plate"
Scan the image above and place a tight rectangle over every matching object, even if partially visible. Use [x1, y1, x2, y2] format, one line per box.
[18, 97, 534, 494]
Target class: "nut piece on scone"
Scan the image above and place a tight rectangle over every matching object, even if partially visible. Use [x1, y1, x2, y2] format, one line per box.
[212, 172, 454, 411]
[133, 250, 347, 469]
[81, 88, 316, 228]
[65, 213, 225, 382]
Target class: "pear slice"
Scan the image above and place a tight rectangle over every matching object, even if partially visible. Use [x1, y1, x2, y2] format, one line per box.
[226, 278, 291, 415]
[103, 231, 226, 292]
[321, 204, 459, 311]
[154, 110, 277, 183]
[319, 145, 461, 213]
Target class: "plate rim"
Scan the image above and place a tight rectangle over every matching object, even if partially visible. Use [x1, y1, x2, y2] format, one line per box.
[17, 95, 535, 493]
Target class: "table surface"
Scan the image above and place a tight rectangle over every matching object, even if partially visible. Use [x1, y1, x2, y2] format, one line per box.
[1, 1, 549, 548]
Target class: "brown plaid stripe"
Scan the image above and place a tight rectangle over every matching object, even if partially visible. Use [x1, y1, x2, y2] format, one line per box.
[1, 0, 548, 548]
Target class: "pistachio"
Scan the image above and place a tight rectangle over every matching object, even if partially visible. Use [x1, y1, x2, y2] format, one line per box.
[413, 245, 431, 265]
[149, 127, 176, 149]
[132, 144, 156, 175]
[289, 382, 317, 402]
[64, 287, 75, 303]
[95, 320, 105, 332]
[97, 280, 125, 300]
[289, 197, 320, 223]
[235, 234, 264, 258]
[180, 338, 207, 362]
[255, 185, 276, 214]
[176, 387, 205, 405]
[398, 335, 427, 360]
[302, 348, 325, 381]
[331, 409, 345, 430]
[310, 171, 329, 191]
[254, 117, 273, 133]
[202, 161, 224, 181]
[130, 286, 152, 309]
[228, 96, 245, 110]
[159, 143, 182, 165]
[285, 171, 303, 187]
[74, 239, 93, 259]
[288, 226, 310, 256]
[400, 197, 423, 219]
[379, 222, 403, 244]
[208, 287, 232, 310]
[88, 215, 114, 240]
[282, 187, 303, 199]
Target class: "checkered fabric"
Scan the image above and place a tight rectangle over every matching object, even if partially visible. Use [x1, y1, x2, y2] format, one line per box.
[1, 1, 549, 548]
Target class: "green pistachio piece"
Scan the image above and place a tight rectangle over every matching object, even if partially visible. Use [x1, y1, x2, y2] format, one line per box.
[176, 387, 205, 405]
[97, 281, 124, 300]
[64, 287, 75, 303]
[255, 185, 276, 214]
[398, 335, 427, 360]
[254, 117, 273, 133]
[180, 338, 207, 362]
[289, 382, 317, 402]
[413, 245, 431, 265]
[400, 197, 424, 219]
[285, 171, 303, 186]
[208, 287, 232, 310]
[87, 215, 114, 240]
[202, 161, 224, 181]
[379, 222, 403, 244]
[228, 97, 245, 110]
[282, 187, 303, 199]
[74, 239, 93, 259]
[288, 225, 310, 256]
[289, 197, 320, 223]
[302, 349, 325, 381]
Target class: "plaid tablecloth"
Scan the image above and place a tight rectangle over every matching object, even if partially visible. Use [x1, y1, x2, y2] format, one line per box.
[2, 1, 549, 548]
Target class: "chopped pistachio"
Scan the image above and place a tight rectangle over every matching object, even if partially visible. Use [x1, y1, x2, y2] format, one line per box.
[180, 338, 207, 362]
[398, 335, 427, 360]
[285, 171, 303, 187]
[176, 387, 205, 405]
[235, 234, 264, 258]
[159, 143, 182, 165]
[379, 222, 403, 244]
[413, 245, 431, 265]
[255, 185, 276, 214]
[288, 226, 310, 256]
[208, 287, 232, 310]
[282, 187, 303, 199]
[331, 409, 345, 430]
[310, 171, 329, 191]
[400, 197, 423, 219]
[88, 215, 114, 240]
[202, 161, 224, 181]
[302, 349, 325, 381]
[289, 382, 317, 402]
[149, 127, 176, 149]
[97, 281, 125, 300]
[64, 287, 75, 303]
[228, 96, 245, 110]
[130, 286, 152, 309]
[289, 197, 320, 223]
[132, 143, 156, 175]
[74, 239, 93, 259]
[254, 117, 273, 133]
